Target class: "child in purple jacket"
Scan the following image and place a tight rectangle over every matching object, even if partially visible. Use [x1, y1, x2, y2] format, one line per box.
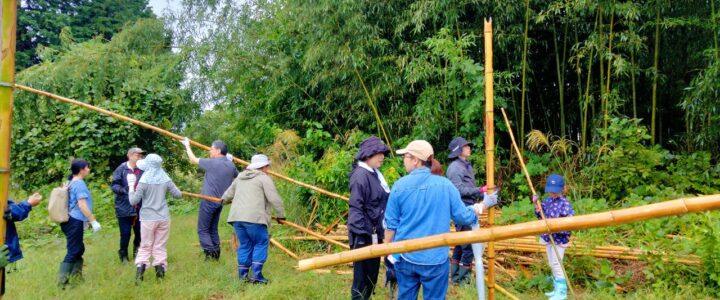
[533, 174, 574, 300]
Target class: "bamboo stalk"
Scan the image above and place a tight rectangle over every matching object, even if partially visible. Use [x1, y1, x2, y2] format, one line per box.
[269, 238, 300, 260]
[519, 0, 530, 151]
[352, 63, 394, 156]
[180, 191, 350, 250]
[0, 2, 18, 298]
[322, 211, 349, 235]
[483, 18, 497, 300]
[651, 0, 661, 144]
[14, 84, 350, 202]
[494, 244, 701, 265]
[296, 194, 720, 271]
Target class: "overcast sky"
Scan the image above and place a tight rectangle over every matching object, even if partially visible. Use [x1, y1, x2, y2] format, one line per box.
[149, 0, 182, 17]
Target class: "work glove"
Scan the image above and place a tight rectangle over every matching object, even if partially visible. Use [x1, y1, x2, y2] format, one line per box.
[181, 137, 191, 147]
[276, 217, 286, 225]
[481, 190, 499, 209]
[90, 220, 102, 233]
[226, 153, 234, 162]
[0, 245, 9, 268]
[127, 173, 137, 193]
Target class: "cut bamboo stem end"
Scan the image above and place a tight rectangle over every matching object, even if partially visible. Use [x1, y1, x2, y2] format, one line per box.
[14, 83, 349, 202]
[297, 194, 720, 271]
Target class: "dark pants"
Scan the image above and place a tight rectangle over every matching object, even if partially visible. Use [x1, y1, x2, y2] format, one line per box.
[198, 200, 223, 252]
[117, 216, 141, 257]
[452, 224, 474, 266]
[61, 217, 85, 263]
[350, 234, 380, 300]
[232, 222, 269, 265]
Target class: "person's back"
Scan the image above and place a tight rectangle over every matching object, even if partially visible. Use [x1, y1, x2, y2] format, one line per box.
[132, 181, 181, 221]
[224, 169, 284, 227]
[199, 157, 238, 197]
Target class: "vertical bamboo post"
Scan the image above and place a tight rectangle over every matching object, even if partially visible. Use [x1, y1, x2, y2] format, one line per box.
[483, 18, 496, 300]
[0, 1, 17, 297]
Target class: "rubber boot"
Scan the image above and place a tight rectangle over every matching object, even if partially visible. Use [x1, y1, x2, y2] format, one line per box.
[453, 265, 472, 285]
[119, 249, 129, 265]
[57, 262, 74, 289]
[449, 259, 460, 282]
[545, 277, 558, 297]
[203, 250, 213, 261]
[155, 265, 166, 279]
[70, 258, 84, 282]
[215, 249, 221, 261]
[548, 278, 567, 300]
[250, 262, 268, 284]
[135, 264, 146, 285]
[238, 265, 250, 282]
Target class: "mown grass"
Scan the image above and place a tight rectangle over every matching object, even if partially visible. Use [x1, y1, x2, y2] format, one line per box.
[5, 206, 715, 299]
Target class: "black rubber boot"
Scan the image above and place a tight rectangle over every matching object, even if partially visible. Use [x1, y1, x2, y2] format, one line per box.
[155, 265, 166, 279]
[70, 258, 84, 282]
[57, 262, 74, 289]
[449, 260, 460, 282]
[203, 250, 212, 262]
[453, 265, 472, 285]
[118, 249, 129, 265]
[135, 264, 146, 285]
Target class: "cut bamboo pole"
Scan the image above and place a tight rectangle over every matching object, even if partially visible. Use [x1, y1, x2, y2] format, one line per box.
[483, 18, 497, 300]
[0, 2, 18, 298]
[14, 84, 349, 202]
[322, 211, 349, 235]
[269, 238, 300, 260]
[296, 194, 720, 271]
[180, 191, 350, 250]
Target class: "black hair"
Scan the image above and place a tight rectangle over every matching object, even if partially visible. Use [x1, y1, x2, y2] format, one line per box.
[68, 158, 89, 180]
[422, 155, 434, 168]
[212, 140, 229, 155]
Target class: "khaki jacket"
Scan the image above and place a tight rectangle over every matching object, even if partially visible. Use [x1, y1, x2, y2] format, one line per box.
[221, 169, 285, 227]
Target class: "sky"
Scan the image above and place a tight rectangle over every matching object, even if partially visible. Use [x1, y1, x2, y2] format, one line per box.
[148, 0, 182, 17]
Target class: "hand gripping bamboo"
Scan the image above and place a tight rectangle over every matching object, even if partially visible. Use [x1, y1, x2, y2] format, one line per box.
[500, 108, 575, 297]
[297, 194, 720, 271]
[13, 83, 349, 202]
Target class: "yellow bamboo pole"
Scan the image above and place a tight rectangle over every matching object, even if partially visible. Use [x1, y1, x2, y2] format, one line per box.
[13, 84, 349, 202]
[483, 18, 497, 300]
[269, 238, 300, 260]
[322, 211, 349, 235]
[500, 108, 575, 296]
[0, 2, 17, 297]
[180, 191, 350, 250]
[296, 194, 720, 271]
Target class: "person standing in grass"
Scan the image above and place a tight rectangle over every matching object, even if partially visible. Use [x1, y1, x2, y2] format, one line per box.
[347, 136, 391, 300]
[221, 154, 285, 284]
[111, 147, 145, 264]
[129, 154, 182, 283]
[533, 174, 574, 300]
[181, 137, 239, 261]
[384, 140, 497, 299]
[58, 159, 102, 289]
[4, 193, 42, 267]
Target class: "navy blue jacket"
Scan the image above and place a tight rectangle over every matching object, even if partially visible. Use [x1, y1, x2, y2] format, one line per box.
[446, 159, 483, 206]
[4, 200, 32, 263]
[347, 166, 389, 246]
[111, 162, 144, 217]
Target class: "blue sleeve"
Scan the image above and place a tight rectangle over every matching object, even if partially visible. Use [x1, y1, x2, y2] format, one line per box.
[75, 182, 91, 200]
[448, 185, 478, 225]
[9, 201, 32, 222]
[384, 189, 400, 231]
[198, 158, 209, 171]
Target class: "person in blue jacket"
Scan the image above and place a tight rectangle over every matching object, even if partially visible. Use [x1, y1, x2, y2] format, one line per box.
[4, 193, 43, 265]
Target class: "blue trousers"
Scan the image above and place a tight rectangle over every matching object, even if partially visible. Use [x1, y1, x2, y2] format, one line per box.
[198, 200, 223, 252]
[117, 216, 141, 256]
[60, 217, 85, 263]
[395, 258, 449, 300]
[452, 224, 474, 265]
[232, 222, 269, 266]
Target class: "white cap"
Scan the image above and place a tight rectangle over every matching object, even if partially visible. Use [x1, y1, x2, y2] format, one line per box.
[247, 154, 271, 170]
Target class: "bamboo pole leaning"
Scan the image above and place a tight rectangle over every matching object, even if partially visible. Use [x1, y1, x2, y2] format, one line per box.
[180, 191, 350, 250]
[483, 18, 497, 300]
[500, 108, 575, 297]
[13, 83, 349, 202]
[297, 194, 720, 271]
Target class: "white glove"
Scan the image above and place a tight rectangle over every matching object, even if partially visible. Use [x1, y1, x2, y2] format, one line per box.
[226, 153, 234, 161]
[181, 137, 191, 147]
[481, 190, 499, 209]
[127, 173, 137, 193]
[473, 203, 484, 215]
[90, 220, 102, 233]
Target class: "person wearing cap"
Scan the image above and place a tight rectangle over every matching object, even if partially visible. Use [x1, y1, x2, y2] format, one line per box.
[532, 174, 574, 300]
[347, 136, 391, 300]
[181, 137, 239, 261]
[221, 154, 285, 284]
[446, 137, 497, 284]
[129, 154, 182, 283]
[384, 140, 498, 299]
[111, 147, 146, 264]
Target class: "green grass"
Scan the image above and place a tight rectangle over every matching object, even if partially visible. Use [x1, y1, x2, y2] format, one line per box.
[5, 207, 716, 299]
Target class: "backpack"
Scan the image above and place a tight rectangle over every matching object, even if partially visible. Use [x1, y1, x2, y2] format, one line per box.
[48, 182, 71, 223]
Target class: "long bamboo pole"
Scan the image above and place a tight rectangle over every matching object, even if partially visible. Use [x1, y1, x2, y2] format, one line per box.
[0, 2, 17, 297]
[13, 84, 349, 202]
[297, 194, 720, 271]
[180, 191, 350, 250]
[322, 211, 348, 235]
[483, 18, 497, 300]
[269, 239, 300, 260]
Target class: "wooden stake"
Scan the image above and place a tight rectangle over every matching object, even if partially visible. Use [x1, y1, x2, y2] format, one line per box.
[483, 18, 497, 300]
[0, 2, 18, 297]
[14, 84, 349, 202]
[296, 194, 720, 271]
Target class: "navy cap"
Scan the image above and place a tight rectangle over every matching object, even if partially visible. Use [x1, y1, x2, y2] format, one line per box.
[355, 136, 390, 161]
[545, 174, 565, 193]
[448, 137, 471, 159]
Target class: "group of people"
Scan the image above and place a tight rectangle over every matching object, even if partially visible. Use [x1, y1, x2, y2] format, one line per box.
[347, 136, 574, 300]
